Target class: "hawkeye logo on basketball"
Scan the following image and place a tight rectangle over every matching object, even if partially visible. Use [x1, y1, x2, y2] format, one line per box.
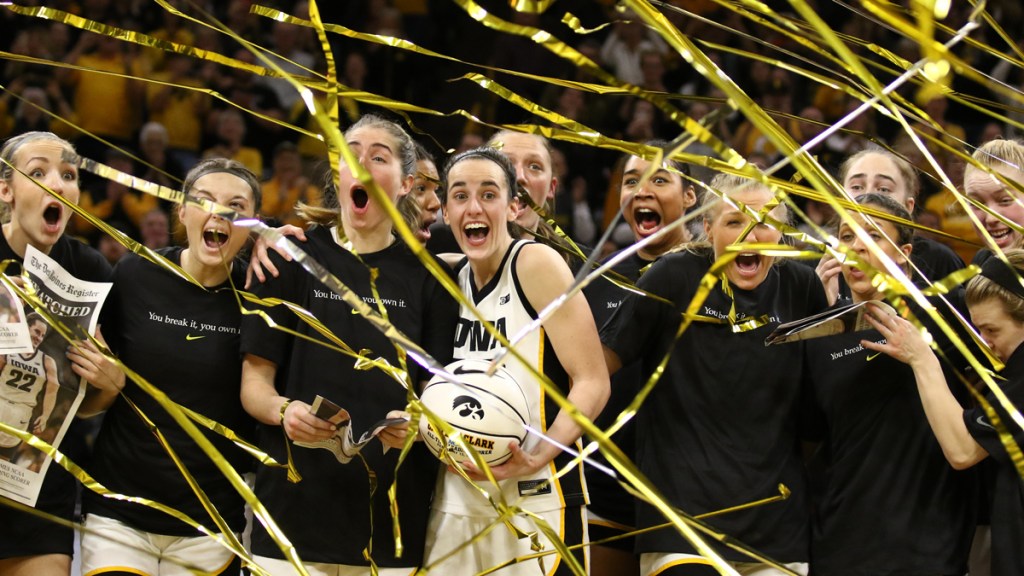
[454, 318, 507, 352]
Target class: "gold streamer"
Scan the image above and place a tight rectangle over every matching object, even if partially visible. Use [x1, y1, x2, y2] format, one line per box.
[4, 0, 1024, 570]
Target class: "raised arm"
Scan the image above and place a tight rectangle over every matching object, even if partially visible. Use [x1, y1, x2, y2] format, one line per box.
[861, 304, 989, 469]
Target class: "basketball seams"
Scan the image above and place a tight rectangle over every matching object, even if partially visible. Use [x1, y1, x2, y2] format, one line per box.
[419, 358, 533, 465]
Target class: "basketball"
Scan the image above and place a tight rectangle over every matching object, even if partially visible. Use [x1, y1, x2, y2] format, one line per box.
[418, 358, 530, 466]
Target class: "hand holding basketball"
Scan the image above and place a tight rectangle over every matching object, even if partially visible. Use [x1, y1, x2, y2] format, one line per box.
[456, 440, 545, 481]
[419, 359, 530, 467]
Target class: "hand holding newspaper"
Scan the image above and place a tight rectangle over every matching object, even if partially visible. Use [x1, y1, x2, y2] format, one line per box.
[765, 299, 897, 345]
[293, 395, 409, 464]
[0, 246, 112, 506]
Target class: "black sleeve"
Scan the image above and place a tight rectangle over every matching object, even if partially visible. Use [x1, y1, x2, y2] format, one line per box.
[99, 256, 131, 355]
[68, 237, 114, 282]
[791, 260, 829, 314]
[913, 289, 983, 391]
[415, 261, 458, 386]
[599, 256, 679, 367]
[964, 381, 1024, 466]
[239, 250, 301, 366]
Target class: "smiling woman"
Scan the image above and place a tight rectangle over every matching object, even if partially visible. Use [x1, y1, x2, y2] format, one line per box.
[585, 143, 700, 576]
[965, 139, 1024, 255]
[176, 159, 261, 286]
[619, 141, 699, 261]
[426, 147, 609, 576]
[859, 250, 1024, 576]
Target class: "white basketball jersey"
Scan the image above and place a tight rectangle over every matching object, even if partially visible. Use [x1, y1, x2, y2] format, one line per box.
[0, 351, 47, 407]
[436, 240, 585, 516]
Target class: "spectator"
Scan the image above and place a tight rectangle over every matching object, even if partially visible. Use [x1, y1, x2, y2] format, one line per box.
[60, 31, 145, 160]
[0, 79, 77, 141]
[146, 54, 209, 170]
[260, 21, 316, 112]
[260, 142, 320, 227]
[73, 150, 158, 240]
[96, 221, 130, 265]
[137, 121, 186, 192]
[599, 10, 669, 86]
[202, 108, 263, 178]
[139, 208, 171, 250]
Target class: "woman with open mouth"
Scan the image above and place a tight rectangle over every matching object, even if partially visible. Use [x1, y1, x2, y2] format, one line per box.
[425, 146, 609, 576]
[802, 193, 976, 576]
[72, 158, 263, 576]
[397, 141, 442, 246]
[0, 131, 112, 576]
[584, 141, 699, 576]
[239, 114, 457, 574]
[601, 173, 828, 576]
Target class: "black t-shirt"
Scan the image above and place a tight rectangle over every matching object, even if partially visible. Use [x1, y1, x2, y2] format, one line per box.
[803, 299, 975, 575]
[240, 226, 457, 566]
[425, 222, 461, 255]
[583, 249, 653, 526]
[0, 233, 112, 558]
[84, 248, 254, 535]
[911, 235, 965, 284]
[964, 344, 1024, 576]
[601, 249, 828, 561]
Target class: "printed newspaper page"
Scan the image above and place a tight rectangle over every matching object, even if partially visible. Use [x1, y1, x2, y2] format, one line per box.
[0, 245, 112, 506]
[0, 280, 32, 354]
[295, 395, 406, 464]
[765, 299, 897, 345]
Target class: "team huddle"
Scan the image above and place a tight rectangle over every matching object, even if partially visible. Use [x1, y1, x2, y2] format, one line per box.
[0, 121, 1022, 576]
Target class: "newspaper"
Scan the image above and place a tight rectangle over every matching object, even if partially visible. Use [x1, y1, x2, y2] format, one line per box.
[765, 299, 897, 345]
[294, 395, 407, 464]
[0, 280, 32, 354]
[0, 245, 112, 506]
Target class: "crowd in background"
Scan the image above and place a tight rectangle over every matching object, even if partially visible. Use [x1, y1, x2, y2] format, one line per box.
[1, 0, 1022, 266]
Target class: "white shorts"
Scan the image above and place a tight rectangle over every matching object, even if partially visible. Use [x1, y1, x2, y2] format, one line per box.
[81, 514, 237, 576]
[424, 507, 588, 576]
[249, 555, 418, 576]
[0, 401, 32, 448]
[640, 552, 809, 576]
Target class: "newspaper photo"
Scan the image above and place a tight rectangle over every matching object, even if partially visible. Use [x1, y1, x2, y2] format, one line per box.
[0, 280, 32, 354]
[765, 299, 897, 346]
[294, 395, 408, 464]
[0, 245, 112, 507]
